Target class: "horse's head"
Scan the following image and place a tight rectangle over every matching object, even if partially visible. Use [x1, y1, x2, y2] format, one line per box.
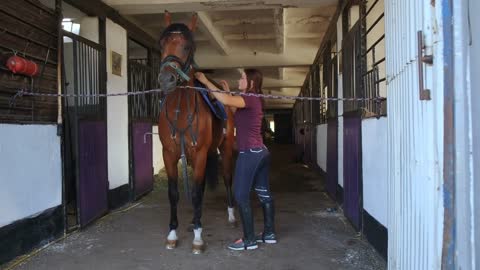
[158, 12, 198, 93]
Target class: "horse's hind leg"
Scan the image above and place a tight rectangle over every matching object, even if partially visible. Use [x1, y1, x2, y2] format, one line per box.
[191, 151, 208, 254]
[220, 142, 236, 227]
[164, 151, 180, 249]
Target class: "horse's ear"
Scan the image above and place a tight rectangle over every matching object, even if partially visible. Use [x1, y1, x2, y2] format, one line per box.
[164, 10, 171, 27]
[188, 13, 198, 32]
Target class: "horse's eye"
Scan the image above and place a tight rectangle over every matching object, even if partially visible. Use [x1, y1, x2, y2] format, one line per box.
[184, 46, 190, 51]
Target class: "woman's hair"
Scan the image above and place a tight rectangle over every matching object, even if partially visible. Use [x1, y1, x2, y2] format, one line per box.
[244, 69, 265, 108]
[244, 69, 263, 93]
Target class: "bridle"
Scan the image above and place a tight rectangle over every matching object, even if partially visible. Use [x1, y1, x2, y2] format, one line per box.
[159, 31, 195, 84]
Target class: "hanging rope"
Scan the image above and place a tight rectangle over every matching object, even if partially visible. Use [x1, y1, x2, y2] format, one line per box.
[9, 85, 387, 103]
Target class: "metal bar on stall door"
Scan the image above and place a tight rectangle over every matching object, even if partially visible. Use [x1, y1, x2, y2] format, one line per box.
[95, 49, 99, 115]
[88, 46, 94, 110]
[372, 47, 376, 69]
[63, 31, 103, 51]
[375, 67, 380, 115]
[78, 43, 83, 112]
[72, 38, 81, 226]
[83, 43, 87, 112]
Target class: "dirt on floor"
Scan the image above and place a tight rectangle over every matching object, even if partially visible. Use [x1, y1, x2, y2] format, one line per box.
[7, 143, 386, 270]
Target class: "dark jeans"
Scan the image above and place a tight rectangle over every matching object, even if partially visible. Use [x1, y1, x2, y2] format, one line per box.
[233, 146, 273, 207]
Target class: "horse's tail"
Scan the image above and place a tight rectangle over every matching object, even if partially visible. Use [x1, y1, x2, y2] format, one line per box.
[205, 151, 219, 190]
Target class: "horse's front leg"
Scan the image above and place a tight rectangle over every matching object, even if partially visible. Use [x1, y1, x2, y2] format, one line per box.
[164, 151, 180, 249]
[191, 150, 208, 254]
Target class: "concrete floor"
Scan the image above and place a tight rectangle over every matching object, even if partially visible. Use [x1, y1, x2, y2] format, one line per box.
[10, 144, 386, 270]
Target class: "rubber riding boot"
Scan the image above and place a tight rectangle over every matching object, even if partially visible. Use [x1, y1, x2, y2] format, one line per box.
[256, 201, 277, 244]
[228, 205, 258, 250]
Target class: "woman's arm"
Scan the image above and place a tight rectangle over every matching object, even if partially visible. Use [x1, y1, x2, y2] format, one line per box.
[195, 72, 245, 108]
[219, 80, 237, 113]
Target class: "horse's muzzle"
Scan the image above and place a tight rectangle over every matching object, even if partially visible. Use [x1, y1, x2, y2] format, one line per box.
[158, 70, 177, 93]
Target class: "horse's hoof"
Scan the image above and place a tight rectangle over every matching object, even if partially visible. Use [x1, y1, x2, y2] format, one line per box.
[187, 223, 194, 232]
[192, 244, 204, 254]
[166, 240, 177, 250]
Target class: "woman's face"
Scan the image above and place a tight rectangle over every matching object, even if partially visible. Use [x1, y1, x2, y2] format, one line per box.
[238, 72, 248, 92]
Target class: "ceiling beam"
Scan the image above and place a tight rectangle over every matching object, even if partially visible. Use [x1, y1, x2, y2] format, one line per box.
[222, 32, 325, 40]
[104, 0, 338, 14]
[213, 17, 273, 26]
[273, 8, 285, 54]
[278, 67, 285, 80]
[195, 53, 316, 69]
[197, 11, 230, 55]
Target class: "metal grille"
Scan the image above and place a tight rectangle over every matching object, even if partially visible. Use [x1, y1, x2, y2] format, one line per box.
[149, 52, 163, 122]
[362, 0, 386, 116]
[327, 55, 338, 119]
[363, 67, 381, 114]
[342, 22, 363, 113]
[64, 31, 105, 118]
[128, 59, 150, 119]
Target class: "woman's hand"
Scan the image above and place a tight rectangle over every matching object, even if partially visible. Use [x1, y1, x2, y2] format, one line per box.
[194, 72, 208, 84]
[219, 80, 230, 92]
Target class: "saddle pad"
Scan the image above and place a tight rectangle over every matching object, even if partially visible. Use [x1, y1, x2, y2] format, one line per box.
[195, 80, 228, 120]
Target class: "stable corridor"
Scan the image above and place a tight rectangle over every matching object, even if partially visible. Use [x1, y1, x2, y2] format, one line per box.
[10, 144, 385, 270]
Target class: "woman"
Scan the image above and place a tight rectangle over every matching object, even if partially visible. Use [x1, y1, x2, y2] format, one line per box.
[195, 69, 277, 251]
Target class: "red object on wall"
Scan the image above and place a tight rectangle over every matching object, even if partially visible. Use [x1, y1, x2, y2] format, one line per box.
[6, 55, 39, 77]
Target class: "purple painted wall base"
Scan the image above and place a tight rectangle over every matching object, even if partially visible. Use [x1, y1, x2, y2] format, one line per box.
[132, 121, 153, 199]
[327, 118, 338, 199]
[78, 120, 109, 227]
[343, 113, 362, 231]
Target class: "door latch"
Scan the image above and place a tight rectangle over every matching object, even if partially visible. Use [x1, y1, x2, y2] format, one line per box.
[417, 31, 433, 100]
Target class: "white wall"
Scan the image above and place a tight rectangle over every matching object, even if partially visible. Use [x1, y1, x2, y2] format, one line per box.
[386, 1, 445, 268]
[152, 125, 165, 174]
[471, 0, 480, 265]
[316, 124, 328, 172]
[79, 17, 99, 43]
[106, 19, 129, 189]
[362, 118, 388, 227]
[0, 125, 62, 227]
[453, 1, 479, 268]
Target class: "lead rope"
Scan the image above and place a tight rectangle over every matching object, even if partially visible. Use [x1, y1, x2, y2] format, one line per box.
[179, 134, 191, 202]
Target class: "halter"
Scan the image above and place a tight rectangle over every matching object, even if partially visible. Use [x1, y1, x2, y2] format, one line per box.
[159, 30, 195, 84]
[160, 55, 192, 82]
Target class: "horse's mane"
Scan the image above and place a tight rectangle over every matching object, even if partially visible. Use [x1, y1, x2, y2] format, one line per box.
[159, 23, 196, 55]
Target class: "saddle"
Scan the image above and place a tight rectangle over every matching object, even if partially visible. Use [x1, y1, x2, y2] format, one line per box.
[194, 80, 228, 120]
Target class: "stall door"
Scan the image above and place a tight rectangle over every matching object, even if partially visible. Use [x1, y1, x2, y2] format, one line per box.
[128, 58, 153, 199]
[342, 22, 363, 231]
[64, 31, 108, 227]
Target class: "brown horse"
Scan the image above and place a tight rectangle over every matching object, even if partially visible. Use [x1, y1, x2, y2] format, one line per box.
[157, 12, 236, 254]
